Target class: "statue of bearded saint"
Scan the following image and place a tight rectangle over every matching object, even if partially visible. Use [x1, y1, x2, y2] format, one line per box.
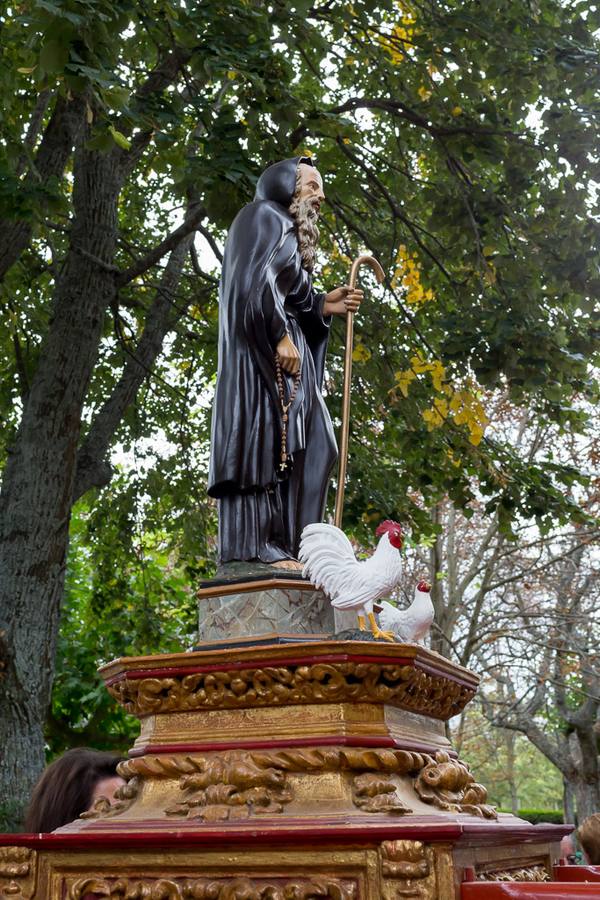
[208, 157, 362, 569]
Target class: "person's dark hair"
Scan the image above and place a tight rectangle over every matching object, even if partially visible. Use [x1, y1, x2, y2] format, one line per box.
[578, 813, 600, 865]
[24, 747, 125, 833]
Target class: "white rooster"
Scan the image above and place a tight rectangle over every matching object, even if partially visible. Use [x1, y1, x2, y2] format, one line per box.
[376, 581, 434, 644]
[299, 520, 404, 642]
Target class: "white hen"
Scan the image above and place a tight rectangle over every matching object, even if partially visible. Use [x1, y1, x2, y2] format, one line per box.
[377, 581, 433, 644]
[299, 520, 404, 642]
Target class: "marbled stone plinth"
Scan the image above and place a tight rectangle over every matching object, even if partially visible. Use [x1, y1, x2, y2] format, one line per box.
[197, 577, 334, 641]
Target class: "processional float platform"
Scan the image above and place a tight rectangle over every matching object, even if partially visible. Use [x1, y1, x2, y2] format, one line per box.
[0, 637, 586, 899]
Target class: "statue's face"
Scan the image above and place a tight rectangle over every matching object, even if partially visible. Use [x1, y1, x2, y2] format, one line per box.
[297, 163, 325, 214]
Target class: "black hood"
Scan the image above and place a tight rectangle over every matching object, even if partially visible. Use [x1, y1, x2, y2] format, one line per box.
[254, 156, 314, 207]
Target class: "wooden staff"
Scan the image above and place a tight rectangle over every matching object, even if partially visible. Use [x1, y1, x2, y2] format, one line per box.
[333, 254, 385, 529]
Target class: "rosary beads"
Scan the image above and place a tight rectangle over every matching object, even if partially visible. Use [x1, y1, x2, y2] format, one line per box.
[274, 355, 302, 473]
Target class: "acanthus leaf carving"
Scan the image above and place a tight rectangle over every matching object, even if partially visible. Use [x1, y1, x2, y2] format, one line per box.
[68, 875, 357, 899]
[380, 841, 435, 899]
[352, 773, 412, 814]
[164, 751, 292, 821]
[107, 661, 475, 722]
[0, 847, 36, 899]
[79, 774, 140, 820]
[77, 746, 494, 824]
[413, 751, 497, 819]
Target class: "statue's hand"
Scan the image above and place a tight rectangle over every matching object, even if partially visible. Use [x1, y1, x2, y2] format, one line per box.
[276, 334, 301, 374]
[323, 285, 364, 317]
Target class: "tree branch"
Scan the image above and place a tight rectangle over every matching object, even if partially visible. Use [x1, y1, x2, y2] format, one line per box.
[0, 91, 88, 281]
[73, 205, 207, 500]
[15, 89, 52, 178]
[116, 205, 205, 286]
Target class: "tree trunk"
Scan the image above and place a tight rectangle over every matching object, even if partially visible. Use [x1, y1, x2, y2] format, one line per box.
[572, 773, 600, 823]
[564, 778, 576, 826]
[0, 138, 120, 822]
[505, 728, 519, 816]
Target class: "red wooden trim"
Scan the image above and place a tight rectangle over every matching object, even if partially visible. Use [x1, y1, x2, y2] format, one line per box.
[103, 653, 415, 685]
[103, 653, 476, 691]
[554, 866, 600, 882]
[0, 821, 571, 851]
[462, 884, 600, 897]
[99, 643, 479, 688]
[0, 822, 465, 850]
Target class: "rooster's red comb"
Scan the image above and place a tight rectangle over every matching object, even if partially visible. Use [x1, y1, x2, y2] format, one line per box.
[375, 520, 403, 537]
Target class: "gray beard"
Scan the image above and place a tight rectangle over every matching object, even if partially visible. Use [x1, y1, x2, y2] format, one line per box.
[289, 196, 320, 272]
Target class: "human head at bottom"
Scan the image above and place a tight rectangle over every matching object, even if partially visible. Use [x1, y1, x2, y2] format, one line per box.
[25, 746, 126, 833]
[578, 813, 600, 865]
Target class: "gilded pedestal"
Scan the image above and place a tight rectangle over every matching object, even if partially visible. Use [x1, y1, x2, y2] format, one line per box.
[0, 638, 573, 898]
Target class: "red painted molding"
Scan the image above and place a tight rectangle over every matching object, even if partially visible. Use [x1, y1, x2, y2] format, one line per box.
[462, 884, 600, 897]
[554, 865, 600, 882]
[103, 653, 416, 685]
[0, 820, 571, 851]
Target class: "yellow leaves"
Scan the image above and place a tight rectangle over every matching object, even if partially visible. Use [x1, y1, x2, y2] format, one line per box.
[429, 359, 446, 391]
[395, 351, 446, 397]
[391, 244, 434, 307]
[451, 105, 463, 117]
[449, 390, 489, 445]
[300, 147, 313, 158]
[342, 137, 351, 144]
[422, 397, 448, 428]
[394, 353, 489, 446]
[416, 153, 430, 177]
[226, 70, 237, 80]
[396, 368, 416, 398]
[378, 3, 417, 65]
[418, 85, 432, 101]
[483, 261, 496, 285]
[352, 342, 371, 363]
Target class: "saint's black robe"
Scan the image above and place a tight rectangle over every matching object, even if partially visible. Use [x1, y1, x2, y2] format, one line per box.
[208, 157, 337, 562]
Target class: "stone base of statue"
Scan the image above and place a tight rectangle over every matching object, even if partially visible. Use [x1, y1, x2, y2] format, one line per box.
[0, 637, 579, 899]
[197, 572, 335, 641]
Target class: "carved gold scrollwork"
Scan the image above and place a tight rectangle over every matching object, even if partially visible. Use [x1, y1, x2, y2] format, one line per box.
[380, 841, 436, 899]
[164, 751, 293, 821]
[82, 745, 494, 823]
[352, 773, 412, 814]
[80, 773, 140, 820]
[0, 847, 36, 899]
[414, 751, 496, 819]
[68, 875, 358, 899]
[477, 866, 551, 882]
[107, 661, 475, 721]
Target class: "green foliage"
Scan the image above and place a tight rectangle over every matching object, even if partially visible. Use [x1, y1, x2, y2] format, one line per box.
[50, 484, 204, 755]
[498, 808, 565, 825]
[0, 801, 24, 834]
[457, 706, 564, 811]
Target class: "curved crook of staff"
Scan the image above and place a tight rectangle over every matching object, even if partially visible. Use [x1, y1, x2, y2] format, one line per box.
[333, 254, 385, 529]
